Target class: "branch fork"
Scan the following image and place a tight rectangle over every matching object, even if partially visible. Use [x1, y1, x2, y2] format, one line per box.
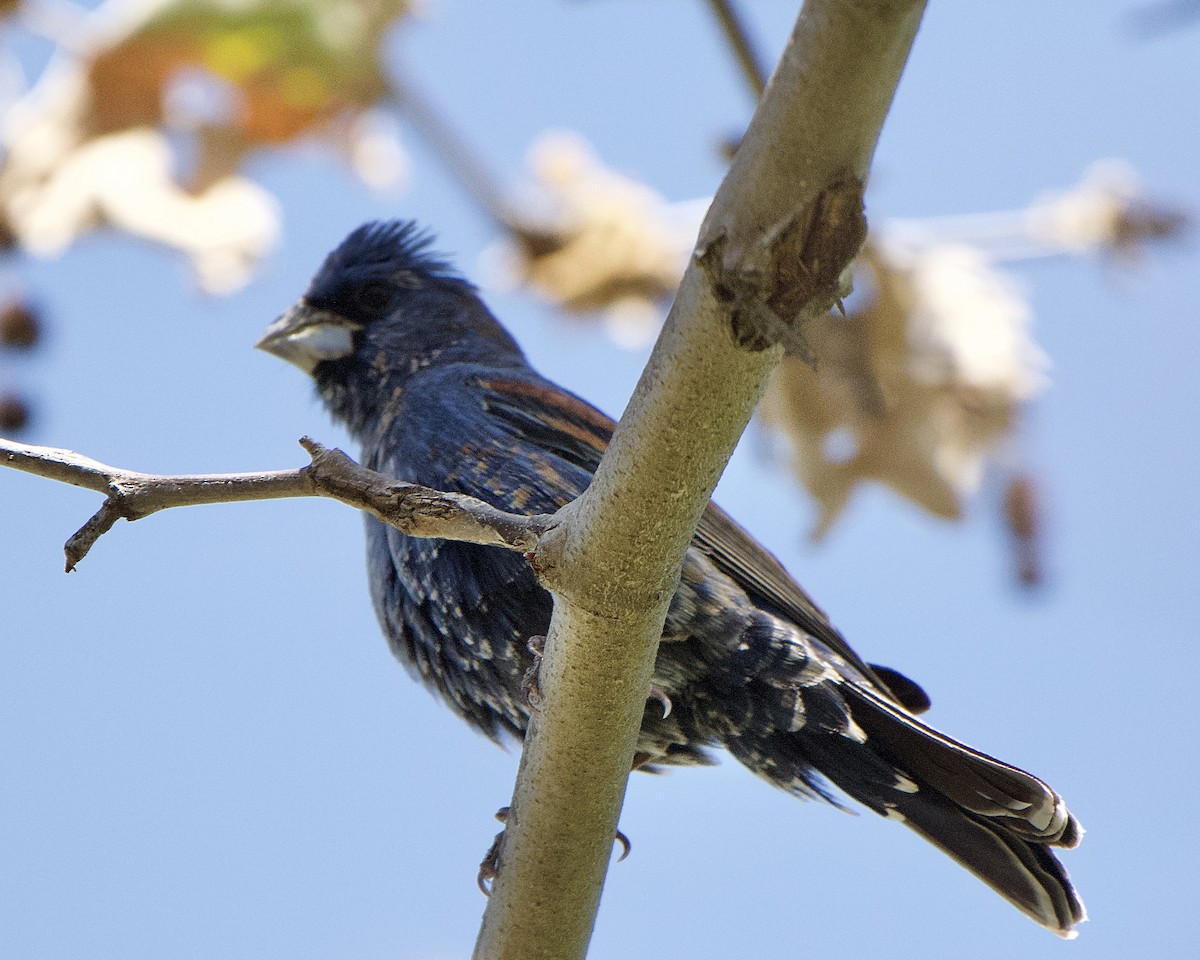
[0, 435, 553, 573]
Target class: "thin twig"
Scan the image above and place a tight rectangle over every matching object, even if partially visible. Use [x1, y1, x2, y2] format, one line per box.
[388, 73, 521, 232]
[704, 0, 769, 98]
[0, 436, 551, 572]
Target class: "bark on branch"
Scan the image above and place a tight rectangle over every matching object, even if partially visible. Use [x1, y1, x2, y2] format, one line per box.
[472, 2, 928, 959]
[0, 436, 550, 572]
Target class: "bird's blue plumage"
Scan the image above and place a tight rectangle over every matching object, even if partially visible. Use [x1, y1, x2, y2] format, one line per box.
[262, 220, 1086, 936]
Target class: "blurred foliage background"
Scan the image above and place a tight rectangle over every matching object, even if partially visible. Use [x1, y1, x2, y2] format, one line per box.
[1, 3, 1197, 959]
[0, 0, 1185, 584]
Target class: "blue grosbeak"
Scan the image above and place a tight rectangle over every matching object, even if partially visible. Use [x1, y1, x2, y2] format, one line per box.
[258, 221, 1084, 936]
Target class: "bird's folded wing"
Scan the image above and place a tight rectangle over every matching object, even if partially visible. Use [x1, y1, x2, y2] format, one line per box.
[474, 372, 926, 714]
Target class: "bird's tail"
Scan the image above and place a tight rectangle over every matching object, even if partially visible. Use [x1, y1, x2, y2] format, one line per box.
[811, 685, 1083, 936]
[703, 627, 1085, 936]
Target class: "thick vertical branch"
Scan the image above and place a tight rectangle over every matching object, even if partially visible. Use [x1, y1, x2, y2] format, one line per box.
[473, 2, 927, 959]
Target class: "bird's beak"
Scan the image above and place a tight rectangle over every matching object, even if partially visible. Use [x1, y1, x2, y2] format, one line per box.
[256, 301, 359, 375]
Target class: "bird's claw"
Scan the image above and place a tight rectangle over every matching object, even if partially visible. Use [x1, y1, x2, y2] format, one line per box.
[647, 685, 672, 718]
[614, 827, 632, 862]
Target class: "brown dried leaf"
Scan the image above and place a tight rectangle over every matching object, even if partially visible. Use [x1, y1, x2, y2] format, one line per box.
[761, 240, 1042, 537]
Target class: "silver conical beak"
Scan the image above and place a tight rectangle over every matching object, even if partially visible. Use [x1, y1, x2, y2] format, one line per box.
[256, 301, 359, 375]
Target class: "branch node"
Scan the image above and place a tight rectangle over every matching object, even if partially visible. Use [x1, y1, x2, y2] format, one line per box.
[767, 176, 867, 323]
[698, 177, 868, 358]
[696, 232, 775, 352]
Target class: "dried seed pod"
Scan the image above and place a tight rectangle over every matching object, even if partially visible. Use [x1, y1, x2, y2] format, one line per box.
[0, 391, 31, 433]
[1003, 472, 1043, 588]
[0, 301, 42, 350]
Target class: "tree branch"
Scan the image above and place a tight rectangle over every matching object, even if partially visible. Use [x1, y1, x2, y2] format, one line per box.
[0, 436, 550, 572]
[388, 72, 521, 234]
[473, 2, 928, 959]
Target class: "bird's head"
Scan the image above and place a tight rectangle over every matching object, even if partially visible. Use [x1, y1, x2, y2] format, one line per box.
[257, 220, 523, 377]
[257, 220, 524, 432]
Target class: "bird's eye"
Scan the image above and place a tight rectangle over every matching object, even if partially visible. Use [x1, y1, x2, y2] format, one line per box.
[353, 281, 393, 313]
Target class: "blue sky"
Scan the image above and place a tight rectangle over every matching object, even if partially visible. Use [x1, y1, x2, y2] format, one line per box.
[3, 3, 1199, 958]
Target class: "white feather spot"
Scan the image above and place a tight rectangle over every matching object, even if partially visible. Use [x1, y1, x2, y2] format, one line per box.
[788, 696, 807, 732]
[843, 717, 868, 743]
[893, 773, 920, 793]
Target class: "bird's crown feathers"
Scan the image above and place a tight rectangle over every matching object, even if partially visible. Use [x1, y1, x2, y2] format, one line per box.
[314, 220, 456, 286]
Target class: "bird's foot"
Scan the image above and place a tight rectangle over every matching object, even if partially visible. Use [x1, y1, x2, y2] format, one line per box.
[476, 804, 631, 896]
[477, 807, 509, 895]
[521, 635, 547, 712]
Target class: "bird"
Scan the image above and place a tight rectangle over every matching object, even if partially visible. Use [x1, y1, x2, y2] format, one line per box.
[257, 220, 1085, 937]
